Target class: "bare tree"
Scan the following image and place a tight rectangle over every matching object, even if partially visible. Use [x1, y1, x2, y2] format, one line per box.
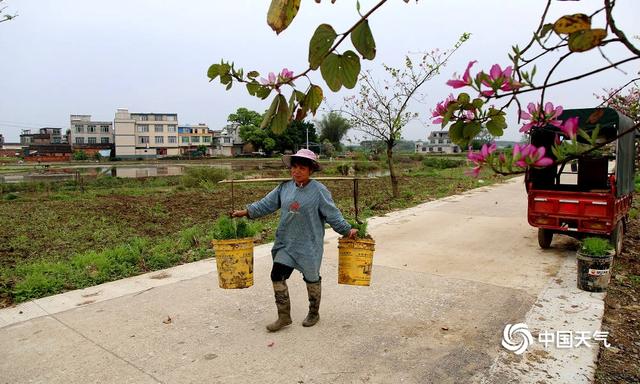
[341, 35, 468, 197]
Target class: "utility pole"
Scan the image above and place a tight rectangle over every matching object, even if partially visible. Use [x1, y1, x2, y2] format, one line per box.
[306, 126, 309, 149]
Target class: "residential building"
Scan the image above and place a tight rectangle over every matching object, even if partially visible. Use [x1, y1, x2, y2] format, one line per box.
[211, 123, 244, 157]
[178, 124, 213, 155]
[416, 130, 461, 154]
[70, 115, 113, 146]
[114, 108, 180, 158]
[20, 128, 65, 145]
[0, 133, 3, 145]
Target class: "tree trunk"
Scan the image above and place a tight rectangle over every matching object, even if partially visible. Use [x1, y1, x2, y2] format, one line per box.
[386, 144, 399, 198]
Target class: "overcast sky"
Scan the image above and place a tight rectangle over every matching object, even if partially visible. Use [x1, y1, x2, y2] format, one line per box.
[1, 0, 638, 143]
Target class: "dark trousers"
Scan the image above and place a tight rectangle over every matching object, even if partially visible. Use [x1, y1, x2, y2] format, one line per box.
[270, 262, 320, 283]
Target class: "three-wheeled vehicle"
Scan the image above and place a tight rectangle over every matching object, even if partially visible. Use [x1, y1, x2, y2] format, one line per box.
[526, 108, 636, 255]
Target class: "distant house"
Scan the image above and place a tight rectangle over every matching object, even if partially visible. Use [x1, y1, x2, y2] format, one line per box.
[416, 130, 461, 154]
[178, 124, 213, 156]
[70, 115, 113, 146]
[113, 108, 180, 158]
[211, 124, 244, 157]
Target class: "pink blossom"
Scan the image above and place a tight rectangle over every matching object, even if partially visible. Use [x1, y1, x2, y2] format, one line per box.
[480, 64, 521, 96]
[519, 102, 564, 133]
[560, 116, 579, 139]
[446, 61, 477, 89]
[431, 94, 455, 124]
[260, 72, 277, 86]
[466, 143, 496, 177]
[513, 143, 553, 168]
[280, 68, 294, 80]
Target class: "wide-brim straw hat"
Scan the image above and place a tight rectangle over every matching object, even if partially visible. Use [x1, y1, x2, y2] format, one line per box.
[282, 148, 321, 171]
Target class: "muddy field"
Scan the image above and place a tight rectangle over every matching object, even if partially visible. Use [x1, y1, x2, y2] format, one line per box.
[595, 196, 640, 383]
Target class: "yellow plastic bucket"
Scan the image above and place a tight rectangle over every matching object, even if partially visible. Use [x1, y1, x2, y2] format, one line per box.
[338, 238, 375, 286]
[212, 238, 254, 289]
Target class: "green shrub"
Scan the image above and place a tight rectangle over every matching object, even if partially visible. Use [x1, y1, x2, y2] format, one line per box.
[3, 193, 19, 201]
[73, 150, 88, 161]
[580, 237, 613, 256]
[422, 157, 465, 169]
[335, 163, 351, 176]
[630, 208, 638, 220]
[353, 161, 380, 173]
[181, 167, 229, 188]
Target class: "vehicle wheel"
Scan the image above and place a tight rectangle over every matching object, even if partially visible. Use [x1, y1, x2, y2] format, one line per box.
[538, 228, 553, 249]
[611, 220, 624, 256]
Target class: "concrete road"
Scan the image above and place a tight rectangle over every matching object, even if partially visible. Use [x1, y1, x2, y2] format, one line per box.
[0, 177, 606, 384]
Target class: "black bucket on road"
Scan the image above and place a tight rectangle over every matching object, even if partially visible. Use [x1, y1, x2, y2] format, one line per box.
[576, 250, 614, 292]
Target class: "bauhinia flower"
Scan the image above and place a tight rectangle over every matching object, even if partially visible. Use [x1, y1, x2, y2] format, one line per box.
[467, 142, 496, 177]
[431, 94, 455, 124]
[446, 61, 477, 89]
[519, 102, 564, 133]
[513, 143, 554, 168]
[560, 116, 579, 139]
[260, 68, 295, 87]
[480, 64, 521, 96]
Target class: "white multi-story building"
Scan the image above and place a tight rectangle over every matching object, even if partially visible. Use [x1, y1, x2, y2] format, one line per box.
[416, 130, 461, 154]
[70, 115, 113, 146]
[114, 109, 180, 158]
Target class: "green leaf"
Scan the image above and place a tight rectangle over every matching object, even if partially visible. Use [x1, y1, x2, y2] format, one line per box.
[464, 121, 482, 140]
[225, 81, 233, 91]
[457, 93, 470, 104]
[256, 86, 272, 100]
[220, 73, 232, 85]
[539, 23, 555, 39]
[294, 90, 306, 103]
[261, 96, 280, 129]
[267, 0, 301, 35]
[271, 94, 290, 134]
[449, 120, 465, 146]
[356, 0, 361, 13]
[350, 20, 376, 60]
[486, 117, 506, 137]
[247, 71, 260, 79]
[340, 50, 361, 89]
[309, 24, 337, 70]
[207, 64, 220, 81]
[246, 82, 259, 96]
[553, 14, 591, 35]
[305, 85, 323, 115]
[568, 29, 607, 52]
[320, 53, 343, 92]
[472, 98, 484, 109]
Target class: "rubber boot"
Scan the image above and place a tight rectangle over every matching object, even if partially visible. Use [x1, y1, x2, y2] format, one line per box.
[266, 280, 292, 332]
[302, 280, 321, 327]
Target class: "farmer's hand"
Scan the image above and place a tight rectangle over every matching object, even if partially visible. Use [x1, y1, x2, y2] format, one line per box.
[347, 228, 359, 239]
[231, 209, 248, 218]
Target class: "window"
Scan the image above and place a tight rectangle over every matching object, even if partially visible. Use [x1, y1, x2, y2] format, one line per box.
[52, 137, 61, 144]
[155, 115, 163, 122]
[181, 136, 190, 143]
[101, 125, 110, 133]
[140, 115, 148, 121]
[167, 125, 176, 133]
[224, 137, 231, 143]
[166, 115, 176, 121]
[75, 137, 85, 144]
[88, 137, 97, 144]
[203, 136, 211, 143]
[101, 137, 110, 144]
[139, 136, 149, 144]
[75, 125, 84, 133]
[88, 125, 96, 133]
[421, 147, 426, 152]
[437, 147, 442, 152]
[155, 136, 164, 144]
[138, 125, 149, 133]
[155, 124, 163, 133]
[191, 136, 200, 143]
[429, 147, 433, 152]
[168, 136, 177, 144]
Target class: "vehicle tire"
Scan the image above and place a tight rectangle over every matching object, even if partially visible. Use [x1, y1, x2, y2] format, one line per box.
[538, 228, 553, 249]
[610, 220, 624, 256]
